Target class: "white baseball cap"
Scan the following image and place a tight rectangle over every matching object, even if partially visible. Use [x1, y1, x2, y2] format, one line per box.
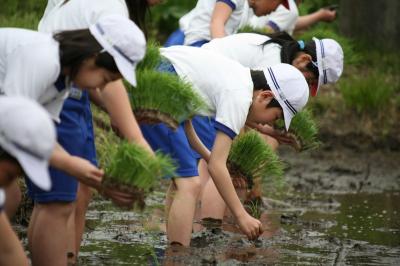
[0, 189, 4, 207]
[313, 37, 344, 96]
[89, 15, 146, 86]
[263, 64, 309, 131]
[0, 97, 56, 191]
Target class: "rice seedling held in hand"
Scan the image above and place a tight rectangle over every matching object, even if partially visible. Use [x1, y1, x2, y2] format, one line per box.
[136, 40, 162, 71]
[127, 69, 208, 129]
[227, 130, 284, 189]
[275, 109, 320, 151]
[102, 141, 176, 209]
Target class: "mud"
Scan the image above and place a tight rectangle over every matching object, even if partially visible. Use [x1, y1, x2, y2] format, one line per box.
[71, 140, 400, 265]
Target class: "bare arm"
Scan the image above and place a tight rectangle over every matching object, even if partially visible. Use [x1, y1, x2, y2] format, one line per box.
[208, 132, 263, 239]
[96, 80, 154, 154]
[210, 2, 234, 39]
[295, 8, 336, 31]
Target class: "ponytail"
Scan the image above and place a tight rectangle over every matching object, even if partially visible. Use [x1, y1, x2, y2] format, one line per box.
[261, 32, 319, 77]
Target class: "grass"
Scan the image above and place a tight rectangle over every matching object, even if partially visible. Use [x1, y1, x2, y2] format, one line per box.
[137, 40, 162, 71]
[102, 141, 175, 191]
[275, 109, 321, 151]
[128, 69, 209, 129]
[237, 25, 272, 35]
[339, 71, 395, 115]
[228, 130, 285, 188]
[0, 13, 41, 28]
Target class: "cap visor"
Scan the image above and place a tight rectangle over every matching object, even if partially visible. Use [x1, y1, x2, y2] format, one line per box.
[115, 56, 137, 87]
[282, 0, 290, 10]
[282, 107, 294, 131]
[16, 151, 51, 191]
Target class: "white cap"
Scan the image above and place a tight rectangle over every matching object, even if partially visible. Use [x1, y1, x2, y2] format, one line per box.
[0, 97, 56, 191]
[89, 15, 146, 86]
[313, 37, 344, 96]
[0, 189, 4, 207]
[263, 64, 309, 131]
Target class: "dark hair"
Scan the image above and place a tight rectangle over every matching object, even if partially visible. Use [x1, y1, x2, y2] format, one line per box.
[250, 70, 281, 109]
[0, 147, 18, 164]
[262, 31, 319, 78]
[126, 0, 150, 37]
[53, 29, 119, 79]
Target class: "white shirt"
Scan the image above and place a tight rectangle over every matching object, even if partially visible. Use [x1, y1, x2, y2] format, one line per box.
[0, 189, 4, 208]
[247, 0, 298, 35]
[38, 0, 129, 33]
[183, 0, 248, 45]
[0, 28, 69, 122]
[160, 46, 253, 137]
[203, 33, 282, 69]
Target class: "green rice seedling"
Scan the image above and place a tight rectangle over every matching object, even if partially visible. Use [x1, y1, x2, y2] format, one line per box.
[137, 40, 162, 71]
[339, 71, 394, 115]
[102, 141, 176, 209]
[128, 69, 209, 129]
[245, 200, 262, 219]
[227, 130, 284, 189]
[275, 109, 320, 151]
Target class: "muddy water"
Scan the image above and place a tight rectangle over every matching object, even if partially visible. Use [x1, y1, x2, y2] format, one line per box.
[76, 144, 400, 265]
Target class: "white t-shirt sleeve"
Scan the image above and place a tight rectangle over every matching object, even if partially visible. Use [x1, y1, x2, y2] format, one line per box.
[216, 0, 239, 10]
[2, 44, 61, 120]
[266, 5, 298, 34]
[84, 0, 129, 24]
[214, 89, 252, 138]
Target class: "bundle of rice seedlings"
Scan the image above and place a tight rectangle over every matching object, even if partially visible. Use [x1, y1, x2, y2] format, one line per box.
[227, 130, 284, 189]
[137, 40, 162, 71]
[102, 141, 176, 209]
[274, 109, 320, 151]
[128, 69, 209, 129]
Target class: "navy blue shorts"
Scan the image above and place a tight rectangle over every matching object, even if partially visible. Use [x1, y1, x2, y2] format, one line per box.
[164, 29, 185, 47]
[26, 90, 97, 203]
[191, 116, 217, 159]
[140, 123, 199, 178]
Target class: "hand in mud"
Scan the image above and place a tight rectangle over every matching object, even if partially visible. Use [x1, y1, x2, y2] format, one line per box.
[236, 211, 263, 240]
[100, 188, 137, 209]
[69, 156, 104, 189]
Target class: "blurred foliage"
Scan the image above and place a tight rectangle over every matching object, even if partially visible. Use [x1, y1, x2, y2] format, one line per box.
[148, 0, 196, 41]
[0, 0, 47, 16]
[339, 71, 395, 115]
[298, 0, 340, 15]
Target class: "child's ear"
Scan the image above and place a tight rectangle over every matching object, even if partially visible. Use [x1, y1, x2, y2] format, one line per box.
[293, 53, 313, 66]
[258, 90, 274, 102]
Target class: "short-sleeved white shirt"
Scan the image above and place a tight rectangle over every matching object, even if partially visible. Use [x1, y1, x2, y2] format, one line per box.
[203, 33, 282, 69]
[183, 0, 248, 45]
[38, 0, 128, 33]
[0, 28, 69, 122]
[160, 46, 253, 138]
[0, 189, 4, 208]
[247, 0, 298, 35]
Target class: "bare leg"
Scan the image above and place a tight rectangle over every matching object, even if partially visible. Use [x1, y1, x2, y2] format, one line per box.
[193, 160, 211, 232]
[4, 180, 21, 219]
[30, 202, 75, 266]
[74, 183, 92, 256]
[0, 212, 29, 266]
[167, 176, 202, 246]
[200, 178, 226, 220]
[165, 182, 175, 232]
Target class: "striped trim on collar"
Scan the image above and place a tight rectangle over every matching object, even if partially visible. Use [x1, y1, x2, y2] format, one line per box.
[267, 67, 297, 115]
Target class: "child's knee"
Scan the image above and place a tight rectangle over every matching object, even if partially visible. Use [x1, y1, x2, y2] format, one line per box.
[175, 177, 202, 197]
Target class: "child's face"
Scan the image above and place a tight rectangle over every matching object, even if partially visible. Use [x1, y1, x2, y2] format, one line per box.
[248, 0, 283, 17]
[248, 90, 283, 125]
[73, 57, 122, 91]
[0, 160, 22, 187]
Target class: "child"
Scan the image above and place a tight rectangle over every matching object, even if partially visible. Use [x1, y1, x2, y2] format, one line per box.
[0, 96, 56, 266]
[164, 0, 289, 47]
[35, 0, 163, 263]
[140, 45, 309, 246]
[199, 31, 343, 218]
[0, 15, 145, 266]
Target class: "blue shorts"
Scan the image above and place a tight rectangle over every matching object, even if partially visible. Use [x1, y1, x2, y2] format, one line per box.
[26, 89, 97, 203]
[164, 29, 185, 47]
[191, 116, 217, 159]
[140, 123, 199, 178]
